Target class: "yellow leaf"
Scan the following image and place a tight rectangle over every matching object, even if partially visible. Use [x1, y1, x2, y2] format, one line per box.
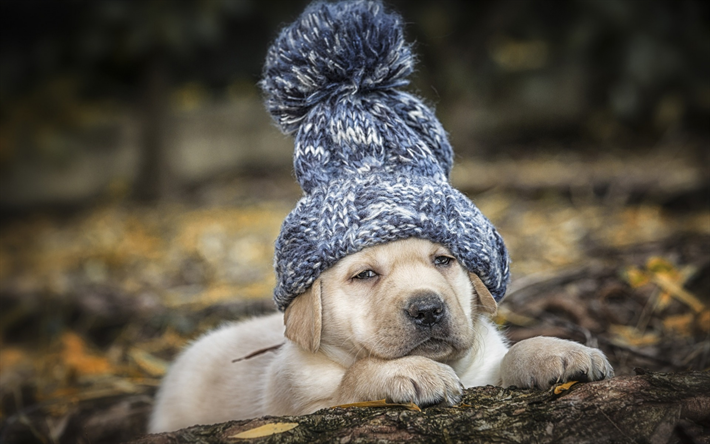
[230, 423, 299, 439]
[495, 306, 536, 327]
[554, 380, 578, 394]
[61, 332, 112, 376]
[656, 290, 673, 310]
[624, 266, 650, 288]
[608, 325, 660, 347]
[662, 313, 695, 337]
[646, 257, 677, 275]
[0, 347, 28, 373]
[651, 274, 705, 313]
[640, 257, 704, 313]
[699, 310, 710, 334]
[333, 398, 422, 412]
[129, 348, 169, 377]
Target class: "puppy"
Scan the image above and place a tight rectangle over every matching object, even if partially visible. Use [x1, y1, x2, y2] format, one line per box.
[149, 238, 613, 432]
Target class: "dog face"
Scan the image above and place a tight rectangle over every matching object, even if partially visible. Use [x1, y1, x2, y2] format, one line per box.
[284, 238, 497, 364]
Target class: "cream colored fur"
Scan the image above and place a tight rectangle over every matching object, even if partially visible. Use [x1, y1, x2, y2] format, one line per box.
[150, 238, 613, 433]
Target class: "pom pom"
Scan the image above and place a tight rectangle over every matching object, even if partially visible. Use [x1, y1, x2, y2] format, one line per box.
[261, 0, 414, 135]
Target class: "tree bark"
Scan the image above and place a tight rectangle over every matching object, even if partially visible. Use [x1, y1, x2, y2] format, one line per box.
[129, 370, 709, 444]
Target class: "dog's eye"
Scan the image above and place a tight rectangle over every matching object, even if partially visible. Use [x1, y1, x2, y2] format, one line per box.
[434, 256, 454, 267]
[353, 270, 377, 280]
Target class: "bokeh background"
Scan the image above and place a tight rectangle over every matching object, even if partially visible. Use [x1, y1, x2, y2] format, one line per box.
[1, 1, 708, 442]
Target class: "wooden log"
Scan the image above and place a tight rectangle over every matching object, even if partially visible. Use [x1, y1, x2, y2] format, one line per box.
[128, 370, 709, 443]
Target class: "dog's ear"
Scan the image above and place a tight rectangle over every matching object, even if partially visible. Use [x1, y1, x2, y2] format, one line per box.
[469, 272, 497, 315]
[284, 279, 322, 353]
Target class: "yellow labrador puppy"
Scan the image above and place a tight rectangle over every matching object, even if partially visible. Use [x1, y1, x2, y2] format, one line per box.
[150, 238, 613, 432]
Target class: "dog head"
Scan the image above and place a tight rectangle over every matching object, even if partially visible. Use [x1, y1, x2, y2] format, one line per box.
[284, 238, 497, 364]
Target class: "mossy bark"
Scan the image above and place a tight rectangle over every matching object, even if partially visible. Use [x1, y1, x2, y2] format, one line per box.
[129, 370, 709, 444]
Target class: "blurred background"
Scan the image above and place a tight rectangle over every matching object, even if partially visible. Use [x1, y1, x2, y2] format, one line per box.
[1, 0, 708, 442]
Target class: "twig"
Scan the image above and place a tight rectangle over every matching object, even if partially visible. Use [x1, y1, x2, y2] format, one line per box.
[232, 343, 284, 363]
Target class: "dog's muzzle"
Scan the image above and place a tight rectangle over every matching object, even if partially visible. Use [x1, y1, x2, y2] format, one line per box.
[405, 293, 446, 327]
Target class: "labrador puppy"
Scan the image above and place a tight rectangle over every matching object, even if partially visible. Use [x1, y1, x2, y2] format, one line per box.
[149, 238, 613, 432]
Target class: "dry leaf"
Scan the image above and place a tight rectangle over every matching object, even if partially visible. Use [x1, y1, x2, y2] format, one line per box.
[61, 332, 112, 376]
[624, 258, 704, 312]
[495, 306, 536, 327]
[624, 266, 650, 288]
[553, 380, 578, 394]
[129, 348, 169, 377]
[646, 257, 677, 275]
[656, 290, 674, 311]
[651, 274, 704, 313]
[333, 399, 422, 412]
[608, 325, 660, 347]
[230, 422, 299, 439]
[629, 257, 705, 313]
[662, 313, 695, 337]
[698, 310, 710, 334]
[0, 347, 29, 372]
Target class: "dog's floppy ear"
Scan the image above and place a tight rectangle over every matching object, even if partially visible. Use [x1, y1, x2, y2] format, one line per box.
[469, 272, 497, 315]
[284, 279, 322, 353]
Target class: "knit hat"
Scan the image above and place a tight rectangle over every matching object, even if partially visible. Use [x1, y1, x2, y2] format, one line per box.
[261, 0, 510, 311]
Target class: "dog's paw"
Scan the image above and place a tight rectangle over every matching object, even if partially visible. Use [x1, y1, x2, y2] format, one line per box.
[500, 336, 614, 390]
[385, 356, 463, 406]
[339, 356, 463, 407]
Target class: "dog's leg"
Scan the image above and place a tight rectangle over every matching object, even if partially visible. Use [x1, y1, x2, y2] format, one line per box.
[500, 336, 614, 389]
[334, 356, 463, 407]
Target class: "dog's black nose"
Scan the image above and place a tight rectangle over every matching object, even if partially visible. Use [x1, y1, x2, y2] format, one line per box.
[405, 294, 445, 327]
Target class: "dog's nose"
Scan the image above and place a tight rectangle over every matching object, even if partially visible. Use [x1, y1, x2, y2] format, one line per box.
[405, 294, 445, 327]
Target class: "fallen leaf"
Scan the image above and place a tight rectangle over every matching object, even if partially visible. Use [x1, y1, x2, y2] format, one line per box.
[553, 380, 578, 394]
[0, 347, 29, 372]
[61, 332, 112, 376]
[129, 348, 169, 377]
[623, 258, 704, 313]
[495, 306, 536, 327]
[646, 257, 677, 275]
[698, 310, 710, 334]
[608, 325, 660, 347]
[651, 274, 705, 313]
[230, 422, 299, 439]
[333, 399, 422, 412]
[624, 266, 650, 288]
[662, 313, 695, 337]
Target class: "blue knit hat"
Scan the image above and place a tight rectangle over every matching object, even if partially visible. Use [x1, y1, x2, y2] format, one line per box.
[261, 0, 510, 311]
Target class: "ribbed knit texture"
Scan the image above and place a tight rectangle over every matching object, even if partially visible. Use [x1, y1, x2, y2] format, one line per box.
[261, 0, 510, 311]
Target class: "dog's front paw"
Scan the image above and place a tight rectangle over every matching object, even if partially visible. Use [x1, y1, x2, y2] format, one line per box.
[385, 356, 463, 406]
[338, 356, 463, 407]
[500, 336, 614, 389]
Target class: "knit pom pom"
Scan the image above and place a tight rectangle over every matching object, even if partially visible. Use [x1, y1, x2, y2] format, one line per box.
[261, 0, 414, 135]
